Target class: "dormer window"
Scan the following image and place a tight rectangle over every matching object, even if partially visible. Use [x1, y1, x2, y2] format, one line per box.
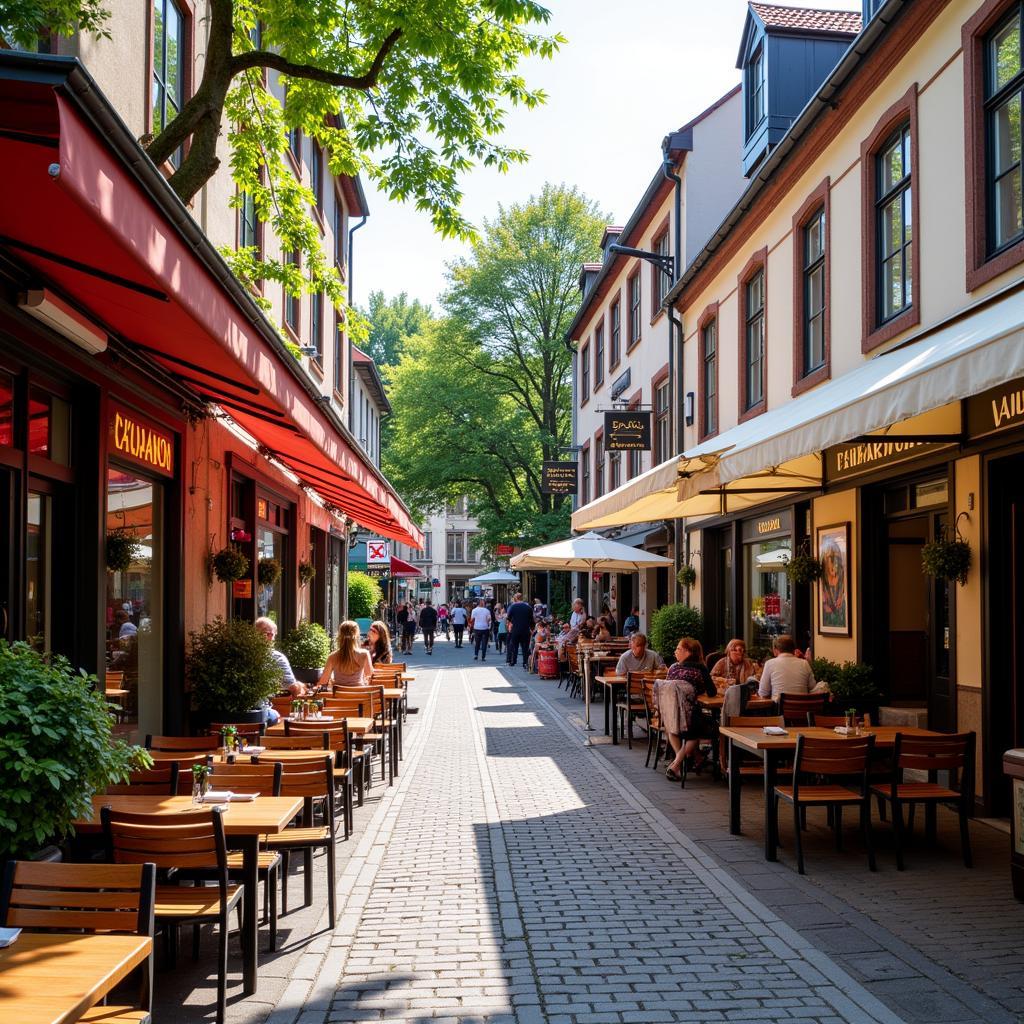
[747, 46, 765, 136]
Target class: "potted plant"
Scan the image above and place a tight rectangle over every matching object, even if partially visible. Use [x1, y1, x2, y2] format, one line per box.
[0, 640, 149, 860]
[348, 571, 383, 634]
[649, 603, 705, 664]
[258, 557, 282, 587]
[187, 617, 281, 725]
[105, 526, 138, 573]
[190, 762, 212, 805]
[298, 559, 316, 586]
[211, 544, 250, 583]
[279, 620, 332, 686]
[676, 564, 697, 589]
[783, 540, 824, 585]
[921, 529, 971, 586]
[814, 657, 881, 722]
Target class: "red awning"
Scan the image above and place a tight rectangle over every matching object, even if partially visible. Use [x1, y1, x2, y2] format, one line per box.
[0, 70, 421, 548]
[389, 556, 422, 578]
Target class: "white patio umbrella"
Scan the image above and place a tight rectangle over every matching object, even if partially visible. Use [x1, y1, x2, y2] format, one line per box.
[511, 532, 673, 741]
[468, 570, 521, 584]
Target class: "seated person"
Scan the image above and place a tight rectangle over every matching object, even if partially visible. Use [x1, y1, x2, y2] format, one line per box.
[529, 620, 553, 672]
[614, 632, 665, 676]
[319, 620, 374, 688]
[709, 638, 760, 691]
[757, 634, 828, 701]
[622, 607, 640, 637]
[593, 619, 613, 644]
[114, 610, 137, 639]
[579, 616, 598, 640]
[254, 616, 293, 719]
[554, 623, 578, 660]
[657, 637, 716, 780]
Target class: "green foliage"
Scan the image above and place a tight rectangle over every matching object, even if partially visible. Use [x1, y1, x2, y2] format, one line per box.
[348, 571, 383, 620]
[783, 552, 823, 584]
[187, 617, 281, 717]
[0, 640, 148, 859]
[676, 566, 697, 589]
[812, 658, 880, 706]
[0, 0, 111, 47]
[298, 560, 316, 586]
[212, 545, 250, 583]
[383, 185, 606, 553]
[921, 536, 971, 586]
[649, 605, 705, 665]
[363, 291, 433, 369]
[257, 557, 282, 586]
[279, 621, 332, 670]
[105, 526, 138, 573]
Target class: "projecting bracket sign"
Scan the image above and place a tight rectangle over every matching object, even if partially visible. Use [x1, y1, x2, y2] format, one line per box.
[366, 541, 390, 565]
[604, 410, 651, 451]
[541, 461, 578, 494]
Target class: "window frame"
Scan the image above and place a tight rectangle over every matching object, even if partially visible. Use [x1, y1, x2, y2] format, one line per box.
[333, 192, 347, 269]
[594, 322, 605, 389]
[697, 303, 719, 441]
[309, 290, 323, 368]
[860, 84, 919, 352]
[791, 177, 831, 395]
[148, 0, 193, 168]
[283, 249, 301, 339]
[627, 269, 642, 349]
[609, 297, 622, 369]
[652, 369, 670, 465]
[650, 221, 671, 316]
[580, 340, 590, 405]
[965, 0, 1024, 290]
[594, 430, 604, 499]
[746, 44, 766, 138]
[333, 310, 345, 399]
[737, 249, 767, 423]
[310, 141, 324, 223]
[580, 441, 590, 506]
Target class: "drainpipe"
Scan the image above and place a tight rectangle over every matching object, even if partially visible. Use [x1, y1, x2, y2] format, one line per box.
[347, 214, 367, 433]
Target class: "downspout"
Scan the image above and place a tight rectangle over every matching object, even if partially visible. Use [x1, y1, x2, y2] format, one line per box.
[347, 214, 367, 434]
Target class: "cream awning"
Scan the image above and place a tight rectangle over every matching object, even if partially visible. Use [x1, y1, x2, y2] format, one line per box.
[572, 287, 1024, 530]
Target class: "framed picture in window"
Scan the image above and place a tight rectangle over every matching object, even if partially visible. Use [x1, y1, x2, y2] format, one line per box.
[816, 522, 851, 636]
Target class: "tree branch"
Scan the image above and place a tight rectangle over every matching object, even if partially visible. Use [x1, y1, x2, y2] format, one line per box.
[229, 28, 403, 89]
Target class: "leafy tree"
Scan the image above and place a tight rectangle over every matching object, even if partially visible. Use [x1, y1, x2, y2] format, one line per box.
[0, 0, 562, 343]
[348, 571, 382, 619]
[363, 291, 433, 369]
[383, 184, 606, 555]
[649, 605, 705, 665]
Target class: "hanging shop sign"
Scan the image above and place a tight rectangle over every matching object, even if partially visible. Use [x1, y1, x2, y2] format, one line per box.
[740, 509, 792, 542]
[824, 439, 948, 483]
[232, 579, 252, 599]
[366, 541, 390, 565]
[604, 410, 651, 451]
[364, 565, 389, 578]
[541, 461, 578, 494]
[610, 367, 632, 401]
[109, 403, 175, 477]
[967, 377, 1024, 440]
[495, 544, 516, 556]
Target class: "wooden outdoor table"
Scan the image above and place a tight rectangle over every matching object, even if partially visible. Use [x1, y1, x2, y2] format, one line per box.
[0, 932, 152, 1024]
[696, 693, 774, 713]
[265, 716, 375, 735]
[718, 725, 941, 861]
[593, 674, 628, 743]
[75, 794, 301, 995]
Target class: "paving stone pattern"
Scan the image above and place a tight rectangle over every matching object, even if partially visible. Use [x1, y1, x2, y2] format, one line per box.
[287, 652, 910, 1024]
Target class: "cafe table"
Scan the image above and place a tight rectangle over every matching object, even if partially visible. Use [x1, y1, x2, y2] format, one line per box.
[0, 932, 152, 1024]
[265, 715, 375, 735]
[75, 793, 301, 995]
[593, 674, 629, 743]
[718, 724, 941, 861]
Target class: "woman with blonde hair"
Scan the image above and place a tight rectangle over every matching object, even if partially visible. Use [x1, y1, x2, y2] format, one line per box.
[367, 620, 393, 665]
[318, 620, 373, 689]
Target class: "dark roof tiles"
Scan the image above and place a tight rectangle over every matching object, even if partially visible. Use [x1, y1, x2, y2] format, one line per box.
[750, 2, 862, 35]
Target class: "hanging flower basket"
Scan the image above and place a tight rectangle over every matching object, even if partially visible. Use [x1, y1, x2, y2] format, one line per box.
[258, 557, 282, 587]
[298, 560, 316, 586]
[105, 527, 138, 573]
[783, 540, 824, 584]
[921, 529, 971, 586]
[211, 545, 250, 583]
[676, 565, 697, 589]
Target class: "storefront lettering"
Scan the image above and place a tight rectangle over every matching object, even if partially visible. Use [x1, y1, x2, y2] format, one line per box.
[757, 517, 782, 534]
[110, 407, 175, 476]
[991, 387, 1024, 430]
[967, 378, 1024, 440]
[835, 440, 924, 473]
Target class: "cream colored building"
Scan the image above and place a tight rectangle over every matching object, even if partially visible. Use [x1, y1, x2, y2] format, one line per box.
[573, 0, 1024, 816]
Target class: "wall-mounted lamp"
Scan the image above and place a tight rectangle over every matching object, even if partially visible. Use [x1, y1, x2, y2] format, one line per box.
[19, 289, 107, 355]
[684, 391, 695, 427]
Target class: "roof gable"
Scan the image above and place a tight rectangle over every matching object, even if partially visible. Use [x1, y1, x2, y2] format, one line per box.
[738, 3, 861, 66]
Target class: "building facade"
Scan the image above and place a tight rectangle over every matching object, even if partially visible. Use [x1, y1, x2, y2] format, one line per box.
[574, 0, 1024, 815]
[0, 8, 420, 740]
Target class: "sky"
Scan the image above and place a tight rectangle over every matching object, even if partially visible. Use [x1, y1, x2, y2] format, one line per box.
[352, 0, 862, 313]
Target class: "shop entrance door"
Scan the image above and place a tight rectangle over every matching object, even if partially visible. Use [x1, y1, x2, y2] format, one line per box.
[987, 453, 1024, 815]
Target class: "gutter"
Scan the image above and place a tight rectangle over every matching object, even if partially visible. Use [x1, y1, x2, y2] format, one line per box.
[663, 0, 909, 311]
[0, 50, 415, 522]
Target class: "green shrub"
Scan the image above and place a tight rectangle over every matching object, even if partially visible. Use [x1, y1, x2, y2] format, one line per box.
[211, 545, 250, 583]
[279, 621, 332, 669]
[829, 661, 880, 705]
[348, 571, 383, 620]
[649, 604, 705, 664]
[187, 617, 281, 717]
[811, 657, 840, 684]
[0, 640, 148, 859]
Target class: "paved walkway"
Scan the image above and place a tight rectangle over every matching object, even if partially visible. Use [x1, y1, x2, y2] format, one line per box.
[269, 644, 924, 1024]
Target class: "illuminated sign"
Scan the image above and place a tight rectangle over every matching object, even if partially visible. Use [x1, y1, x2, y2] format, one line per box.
[109, 404, 174, 477]
[757, 517, 782, 535]
[604, 410, 651, 451]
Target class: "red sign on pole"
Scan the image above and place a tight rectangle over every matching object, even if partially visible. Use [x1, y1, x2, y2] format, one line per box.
[496, 544, 515, 556]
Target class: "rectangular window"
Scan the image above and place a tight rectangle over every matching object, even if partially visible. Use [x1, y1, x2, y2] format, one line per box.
[876, 123, 913, 323]
[744, 270, 765, 410]
[333, 312, 344, 395]
[151, 0, 184, 166]
[594, 324, 605, 387]
[594, 434, 604, 498]
[580, 445, 590, 505]
[747, 46, 765, 135]
[628, 271, 642, 346]
[702, 319, 717, 436]
[655, 380, 669, 463]
[653, 230, 671, 309]
[609, 299, 621, 366]
[310, 291, 323, 365]
[803, 207, 826, 374]
[284, 250, 300, 336]
[580, 342, 590, 403]
[446, 532, 464, 563]
[311, 142, 324, 213]
[987, 8, 1024, 252]
[334, 198, 347, 267]
[609, 451, 621, 491]
[239, 191, 258, 251]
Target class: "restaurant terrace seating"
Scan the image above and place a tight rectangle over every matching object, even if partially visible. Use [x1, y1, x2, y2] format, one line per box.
[105, 762, 179, 796]
[778, 692, 828, 726]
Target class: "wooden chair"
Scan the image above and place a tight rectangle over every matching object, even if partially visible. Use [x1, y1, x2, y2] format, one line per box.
[102, 807, 242, 1024]
[106, 762, 179, 796]
[618, 670, 666, 750]
[263, 756, 339, 927]
[270, 695, 296, 718]
[778, 692, 827, 726]
[811, 713, 872, 728]
[273, 725, 358, 831]
[208, 722, 266, 746]
[870, 731, 976, 870]
[105, 671, 130, 724]
[332, 686, 395, 784]
[641, 679, 666, 769]
[773, 734, 877, 875]
[811, 711, 887, 819]
[566, 645, 582, 700]
[724, 715, 790, 779]
[262, 734, 326, 750]
[0, 860, 155, 1024]
[145, 735, 219, 754]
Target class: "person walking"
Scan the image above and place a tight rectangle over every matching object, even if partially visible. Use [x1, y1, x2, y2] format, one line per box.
[505, 592, 534, 668]
[438, 602, 450, 639]
[469, 598, 492, 661]
[420, 599, 438, 655]
[395, 602, 411, 654]
[495, 604, 507, 653]
[450, 601, 468, 648]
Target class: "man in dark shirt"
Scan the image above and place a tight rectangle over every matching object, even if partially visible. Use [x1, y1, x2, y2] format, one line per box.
[419, 600, 438, 655]
[505, 592, 534, 668]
